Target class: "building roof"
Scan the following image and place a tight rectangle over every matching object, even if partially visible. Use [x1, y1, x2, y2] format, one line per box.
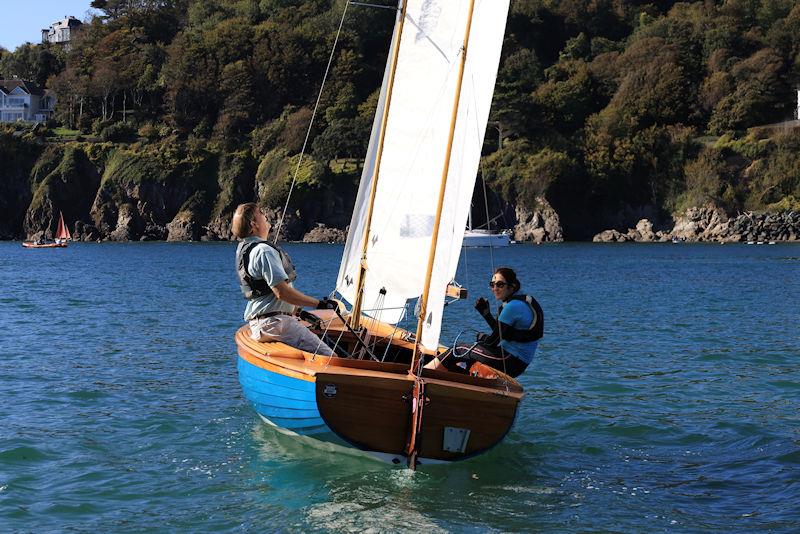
[0, 79, 46, 96]
[49, 16, 83, 30]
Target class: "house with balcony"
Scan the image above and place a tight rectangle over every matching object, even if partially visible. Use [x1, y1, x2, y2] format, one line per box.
[41, 16, 82, 45]
[0, 80, 56, 122]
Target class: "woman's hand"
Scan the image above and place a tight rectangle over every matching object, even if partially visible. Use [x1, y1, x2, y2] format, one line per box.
[474, 297, 490, 316]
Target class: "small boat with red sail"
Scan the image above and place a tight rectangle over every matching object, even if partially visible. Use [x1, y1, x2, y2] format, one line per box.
[22, 211, 71, 248]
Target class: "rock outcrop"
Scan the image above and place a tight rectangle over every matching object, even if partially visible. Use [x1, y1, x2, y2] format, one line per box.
[627, 219, 656, 242]
[302, 224, 347, 243]
[592, 229, 631, 242]
[725, 211, 800, 242]
[514, 198, 564, 243]
[0, 135, 40, 239]
[6, 128, 798, 244]
[670, 205, 730, 241]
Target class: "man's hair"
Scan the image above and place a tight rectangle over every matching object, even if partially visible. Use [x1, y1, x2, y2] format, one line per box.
[494, 266, 521, 292]
[232, 202, 259, 239]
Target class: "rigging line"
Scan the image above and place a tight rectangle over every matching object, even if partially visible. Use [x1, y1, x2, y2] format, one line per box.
[273, 1, 350, 243]
[381, 322, 401, 361]
[461, 234, 469, 291]
[481, 163, 495, 271]
[466, 73, 497, 272]
[364, 294, 382, 355]
[329, 328, 347, 361]
[311, 313, 337, 361]
[348, 0, 397, 10]
[333, 307, 380, 361]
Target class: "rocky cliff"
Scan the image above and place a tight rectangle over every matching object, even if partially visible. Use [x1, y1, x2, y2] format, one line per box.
[5, 133, 797, 245]
[5, 134, 361, 243]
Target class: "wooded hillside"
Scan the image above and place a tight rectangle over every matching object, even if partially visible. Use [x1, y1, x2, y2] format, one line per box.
[1, 0, 799, 240]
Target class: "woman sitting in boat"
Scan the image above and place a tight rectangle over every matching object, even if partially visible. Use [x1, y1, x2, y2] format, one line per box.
[427, 267, 542, 378]
[232, 202, 337, 355]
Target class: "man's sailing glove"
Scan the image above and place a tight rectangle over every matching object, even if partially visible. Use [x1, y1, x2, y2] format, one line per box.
[316, 298, 338, 310]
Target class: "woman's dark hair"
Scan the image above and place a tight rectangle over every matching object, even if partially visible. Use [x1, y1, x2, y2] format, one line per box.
[494, 267, 520, 292]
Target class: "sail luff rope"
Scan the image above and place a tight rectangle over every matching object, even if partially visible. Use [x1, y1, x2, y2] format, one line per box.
[273, 1, 350, 243]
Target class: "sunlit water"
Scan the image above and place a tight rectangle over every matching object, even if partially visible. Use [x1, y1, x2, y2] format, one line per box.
[1, 242, 798, 532]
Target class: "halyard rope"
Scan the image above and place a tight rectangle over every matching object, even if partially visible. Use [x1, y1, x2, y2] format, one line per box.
[273, 1, 351, 242]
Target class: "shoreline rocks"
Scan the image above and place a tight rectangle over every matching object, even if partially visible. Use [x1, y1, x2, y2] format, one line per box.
[592, 207, 800, 243]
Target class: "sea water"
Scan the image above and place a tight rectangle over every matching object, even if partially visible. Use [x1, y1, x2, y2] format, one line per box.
[0, 242, 798, 532]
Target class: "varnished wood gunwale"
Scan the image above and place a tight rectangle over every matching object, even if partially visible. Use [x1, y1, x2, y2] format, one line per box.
[237, 324, 524, 398]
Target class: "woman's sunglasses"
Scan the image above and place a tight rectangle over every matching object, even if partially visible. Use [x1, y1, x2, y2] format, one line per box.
[488, 280, 507, 289]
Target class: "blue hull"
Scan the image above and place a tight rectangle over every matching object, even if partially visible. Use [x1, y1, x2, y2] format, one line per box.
[237, 356, 331, 436]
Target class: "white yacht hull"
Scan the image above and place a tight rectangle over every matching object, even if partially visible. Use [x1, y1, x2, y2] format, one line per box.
[463, 230, 511, 247]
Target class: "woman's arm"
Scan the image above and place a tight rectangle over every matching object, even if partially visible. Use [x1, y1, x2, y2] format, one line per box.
[481, 321, 516, 347]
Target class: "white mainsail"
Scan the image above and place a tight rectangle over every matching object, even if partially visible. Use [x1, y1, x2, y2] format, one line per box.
[336, 0, 510, 351]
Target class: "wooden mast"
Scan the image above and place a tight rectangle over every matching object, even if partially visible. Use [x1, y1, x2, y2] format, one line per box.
[410, 0, 477, 374]
[348, 0, 409, 330]
[405, 0, 477, 469]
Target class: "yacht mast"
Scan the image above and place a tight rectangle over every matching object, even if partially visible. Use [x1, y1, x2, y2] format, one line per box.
[348, 0, 409, 329]
[410, 0, 477, 371]
[406, 2, 478, 469]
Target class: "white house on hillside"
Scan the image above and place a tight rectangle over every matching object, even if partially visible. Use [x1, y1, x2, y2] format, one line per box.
[41, 16, 82, 45]
[0, 80, 55, 122]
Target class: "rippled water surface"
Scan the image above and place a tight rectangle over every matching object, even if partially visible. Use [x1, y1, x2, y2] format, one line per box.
[1, 242, 798, 532]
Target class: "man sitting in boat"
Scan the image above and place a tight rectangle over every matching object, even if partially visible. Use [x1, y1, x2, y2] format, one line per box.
[232, 202, 337, 356]
[426, 267, 542, 378]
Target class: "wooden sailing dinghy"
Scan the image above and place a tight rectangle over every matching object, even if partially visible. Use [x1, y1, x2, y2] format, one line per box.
[22, 211, 71, 248]
[236, 0, 521, 468]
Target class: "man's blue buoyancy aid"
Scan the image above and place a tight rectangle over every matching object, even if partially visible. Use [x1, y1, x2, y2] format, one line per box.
[497, 294, 544, 342]
[236, 238, 297, 299]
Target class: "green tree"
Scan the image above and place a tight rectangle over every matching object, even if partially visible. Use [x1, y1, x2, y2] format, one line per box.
[533, 59, 598, 134]
[492, 48, 542, 139]
[709, 48, 787, 133]
[0, 44, 64, 87]
[213, 60, 256, 146]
